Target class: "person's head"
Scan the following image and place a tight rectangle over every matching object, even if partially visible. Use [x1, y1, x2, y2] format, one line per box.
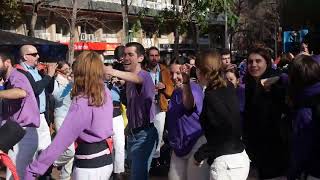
[57, 60, 71, 76]
[278, 52, 294, 69]
[221, 49, 231, 68]
[0, 52, 13, 79]
[188, 55, 196, 66]
[300, 42, 309, 54]
[147, 46, 160, 68]
[196, 50, 227, 89]
[288, 55, 320, 98]
[247, 48, 272, 80]
[114, 45, 125, 62]
[69, 59, 79, 80]
[123, 42, 145, 72]
[19, 45, 40, 67]
[71, 51, 106, 106]
[225, 68, 240, 88]
[169, 60, 183, 87]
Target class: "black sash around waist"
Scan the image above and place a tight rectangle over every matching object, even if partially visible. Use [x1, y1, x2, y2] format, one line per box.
[75, 140, 112, 168]
[113, 101, 121, 117]
[130, 123, 155, 134]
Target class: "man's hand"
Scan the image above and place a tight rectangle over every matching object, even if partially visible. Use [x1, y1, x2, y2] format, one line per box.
[47, 63, 58, 77]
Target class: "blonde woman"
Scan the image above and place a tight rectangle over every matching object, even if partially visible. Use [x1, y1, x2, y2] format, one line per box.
[193, 50, 250, 180]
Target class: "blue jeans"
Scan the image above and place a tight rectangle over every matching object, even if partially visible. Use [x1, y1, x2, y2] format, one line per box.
[128, 125, 158, 180]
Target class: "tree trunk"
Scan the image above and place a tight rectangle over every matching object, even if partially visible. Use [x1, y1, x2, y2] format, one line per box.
[121, 0, 129, 44]
[191, 22, 199, 52]
[29, 1, 43, 37]
[68, 0, 78, 63]
[174, 26, 179, 62]
[174, 0, 179, 61]
[29, 12, 37, 37]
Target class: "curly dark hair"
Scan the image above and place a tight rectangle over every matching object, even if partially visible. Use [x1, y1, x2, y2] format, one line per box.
[288, 55, 320, 99]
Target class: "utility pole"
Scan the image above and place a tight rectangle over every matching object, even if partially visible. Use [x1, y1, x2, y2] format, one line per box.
[224, 0, 229, 49]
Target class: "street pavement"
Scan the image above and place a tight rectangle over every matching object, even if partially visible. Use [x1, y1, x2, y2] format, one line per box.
[0, 167, 260, 180]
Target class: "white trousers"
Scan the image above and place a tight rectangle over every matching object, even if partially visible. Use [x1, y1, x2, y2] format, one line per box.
[54, 117, 75, 180]
[6, 114, 52, 179]
[153, 105, 166, 158]
[112, 115, 125, 173]
[72, 164, 113, 180]
[168, 136, 210, 180]
[210, 150, 250, 180]
[37, 114, 52, 151]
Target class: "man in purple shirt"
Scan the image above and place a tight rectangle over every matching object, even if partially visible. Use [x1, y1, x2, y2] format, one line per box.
[105, 42, 158, 180]
[0, 53, 31, 103]
[0, 52, 40, 180]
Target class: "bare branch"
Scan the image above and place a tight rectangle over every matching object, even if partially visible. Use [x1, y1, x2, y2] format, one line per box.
[42, 6, 71, 26]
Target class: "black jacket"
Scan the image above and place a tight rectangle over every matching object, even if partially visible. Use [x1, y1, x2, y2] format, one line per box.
[243, 68, 289, 179]
[194, 83, 245, 165]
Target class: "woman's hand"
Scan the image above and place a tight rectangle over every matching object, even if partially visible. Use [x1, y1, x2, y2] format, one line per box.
[261, 76, 280, 91]
[180, 64, 192, 84]
[193, 159, 204, 167]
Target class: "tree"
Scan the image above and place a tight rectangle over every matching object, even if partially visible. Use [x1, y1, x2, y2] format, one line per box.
[42, 0, 112, 62]
[230, 0, 280, 52]
[29, 0, 58, 37]
[69, 0, 78, 63]
[121, 0, 129, 44]
[0, 0, 23, 24]
[155, 0, 238, 58]
[39, 0, 79, 62]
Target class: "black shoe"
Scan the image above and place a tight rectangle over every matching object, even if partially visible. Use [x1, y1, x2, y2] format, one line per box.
[113, 173, 125, 180]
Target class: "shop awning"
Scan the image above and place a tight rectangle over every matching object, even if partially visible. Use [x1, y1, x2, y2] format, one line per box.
[61, 42, 121, 51]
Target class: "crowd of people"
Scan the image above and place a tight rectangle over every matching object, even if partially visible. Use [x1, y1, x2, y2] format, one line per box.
[0, 41, 319, 180]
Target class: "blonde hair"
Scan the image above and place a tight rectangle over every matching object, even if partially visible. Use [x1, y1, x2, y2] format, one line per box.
[71, 51, 106, 106]
[196, 50, 227, 89]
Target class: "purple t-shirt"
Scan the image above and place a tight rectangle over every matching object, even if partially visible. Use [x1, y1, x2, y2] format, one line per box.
[126, 70, 155, 129]
[25, 88, 113, 176]
[1, 68, 40, 127]
[167, 82, 204, 157]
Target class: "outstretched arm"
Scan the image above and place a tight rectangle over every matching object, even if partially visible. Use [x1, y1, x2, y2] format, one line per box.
[104, 66, 143, 84]
[0, 88, 27, 99]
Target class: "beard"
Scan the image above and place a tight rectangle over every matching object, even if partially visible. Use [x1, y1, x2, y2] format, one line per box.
[148, 60, 158, 68]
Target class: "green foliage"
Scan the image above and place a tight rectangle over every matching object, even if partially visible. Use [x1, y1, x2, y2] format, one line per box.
[154, 0, 239, 35]
[0, 0, 23, 24]
[131, 19, 142, 37]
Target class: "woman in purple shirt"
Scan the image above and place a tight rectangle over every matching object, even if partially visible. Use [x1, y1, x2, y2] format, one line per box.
[24, 51, 114, 180]
[167, 62, 209, 180]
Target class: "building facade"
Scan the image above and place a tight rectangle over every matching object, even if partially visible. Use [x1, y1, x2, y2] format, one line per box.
[1, 0, 223, 56]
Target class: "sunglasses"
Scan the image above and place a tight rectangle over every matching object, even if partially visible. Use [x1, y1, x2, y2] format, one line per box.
[26, 52, 39, 57]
